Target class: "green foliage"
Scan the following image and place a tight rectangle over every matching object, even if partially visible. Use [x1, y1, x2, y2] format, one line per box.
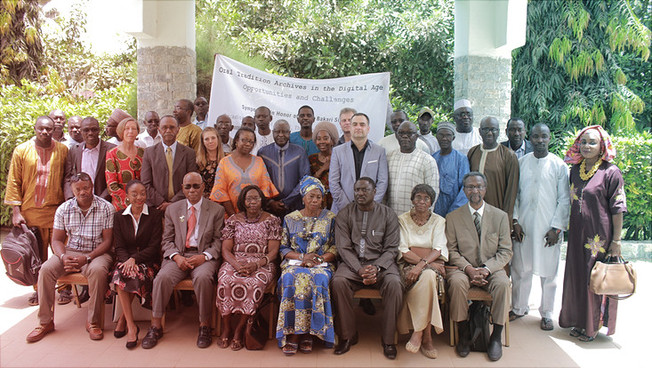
[512, 0, 651, 136]
[195, 0, 453, 110]
[0, 0, 44, 84]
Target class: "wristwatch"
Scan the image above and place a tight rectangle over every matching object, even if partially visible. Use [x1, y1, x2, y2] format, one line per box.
[86, 255, 92, 264]
[204, 254, 210, 261]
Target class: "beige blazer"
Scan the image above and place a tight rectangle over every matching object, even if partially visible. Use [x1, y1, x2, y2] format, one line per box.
[445, 202, 512, 273]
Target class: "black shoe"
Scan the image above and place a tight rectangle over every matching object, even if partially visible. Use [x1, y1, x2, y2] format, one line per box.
[114, 329, 127, 339]
[76, 286, 90, 305]
[382, 343, 397, 360]
[487, 339, 502, 361]
[197, 326, 212, 348]
[141, 326, 163, 349]
[456, 338, 471, 358]
[359, 298, 376, 316]
[126, 326, 140, 349]
[334, 333, 358, 355]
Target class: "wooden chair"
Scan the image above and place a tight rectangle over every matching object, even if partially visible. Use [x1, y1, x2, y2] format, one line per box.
[448, 287, 510, 347]
[161, 278, 218, 335]
[56, 272, 105, 329]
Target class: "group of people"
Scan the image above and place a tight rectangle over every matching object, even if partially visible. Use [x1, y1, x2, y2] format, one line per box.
[5, 97, 626, 362]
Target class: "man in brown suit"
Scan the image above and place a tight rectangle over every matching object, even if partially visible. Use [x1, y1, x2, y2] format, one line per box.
[64, 117, 115, 201]
[141, 115, 198, 212]
[445, 171, 512, 361]
[141, 172, 224, 349]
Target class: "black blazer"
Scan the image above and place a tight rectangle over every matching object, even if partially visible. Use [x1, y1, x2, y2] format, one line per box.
[113, 206, 163, 265]
[501, 140, 533, 156]
[64, 140, 116, 200]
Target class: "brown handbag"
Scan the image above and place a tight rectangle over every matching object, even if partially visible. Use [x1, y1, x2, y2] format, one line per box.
[244, 294, 271, 350]
[589, 256, 637, 300]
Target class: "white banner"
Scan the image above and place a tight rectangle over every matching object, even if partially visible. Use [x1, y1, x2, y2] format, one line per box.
[207, 55, 391, 143]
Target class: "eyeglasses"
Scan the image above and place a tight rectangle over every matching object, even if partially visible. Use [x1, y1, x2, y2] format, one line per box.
[183, 183, 202, 190]
[239, 139, 255, 145]
[70, 172, 92, 183]
[396, 132, 416, 138]
[480, 128, 499, 133]
[464, 185, 485, 191]
[455, 112, 473, 117]
[272, 130, 290, 134]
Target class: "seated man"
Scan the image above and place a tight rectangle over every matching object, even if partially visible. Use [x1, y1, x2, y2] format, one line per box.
[142, 172, 224, 349]
[26, 172, 114, 342]
[332, 177, 403, 360]
[445, 172, 512, 361]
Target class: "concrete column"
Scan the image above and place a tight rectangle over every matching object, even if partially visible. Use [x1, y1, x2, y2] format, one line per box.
[124, 0, 196, 120]
[454, 0, 526, 130]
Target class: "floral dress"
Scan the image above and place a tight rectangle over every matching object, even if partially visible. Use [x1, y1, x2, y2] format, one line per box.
[199, 159, 218, 198]
[106, 146, 144, 210]
[276, 209, 337, 347]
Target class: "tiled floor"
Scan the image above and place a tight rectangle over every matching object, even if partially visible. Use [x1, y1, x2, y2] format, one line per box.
[1, 236, 650, 367]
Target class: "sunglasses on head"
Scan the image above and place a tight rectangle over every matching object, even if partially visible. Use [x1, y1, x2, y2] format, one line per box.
[183, 183, 202, 190]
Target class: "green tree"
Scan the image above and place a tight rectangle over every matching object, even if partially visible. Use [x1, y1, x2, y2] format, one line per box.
[0, 0, 44, 84]
[512, 0, 650, 138]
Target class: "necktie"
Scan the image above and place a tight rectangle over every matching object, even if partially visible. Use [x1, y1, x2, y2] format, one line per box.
[185, 206, 197, 248]
[165, 147, 174, 200]
[473, 211, 482, 239]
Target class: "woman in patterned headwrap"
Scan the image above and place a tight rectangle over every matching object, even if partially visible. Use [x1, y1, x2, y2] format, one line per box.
[275, 176, 337, 355]
[559, 125, 627, 342]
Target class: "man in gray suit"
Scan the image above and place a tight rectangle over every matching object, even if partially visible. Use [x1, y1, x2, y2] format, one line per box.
[142, 172, 224, 349]
[445, 172, 512, 361]
[329, 112, 388, 214]
[64, 117, 115, 201]
[141, 115, 198, 212]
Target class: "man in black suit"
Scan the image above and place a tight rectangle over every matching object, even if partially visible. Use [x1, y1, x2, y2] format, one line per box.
[64, 116, 115, 200]
[501, 117, 532, 159]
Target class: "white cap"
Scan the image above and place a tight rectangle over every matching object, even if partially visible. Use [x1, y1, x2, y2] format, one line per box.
[453, 99, 472, 111]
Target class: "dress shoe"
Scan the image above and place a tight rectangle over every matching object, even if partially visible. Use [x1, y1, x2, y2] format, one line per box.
[86, 322, 104, 340]
[382, 343, 397, 360]
[141, 326, 163, 349]
[26, 321, 54, 343]
[334, 333, 358, 355]
[540, 318, 554, 331]
[456, 338, 471, 357]
[197, 325, 213, 348]
[126, 326, 140, 349]
[487, 338, 502, 361]
[359, 298, 376, 315]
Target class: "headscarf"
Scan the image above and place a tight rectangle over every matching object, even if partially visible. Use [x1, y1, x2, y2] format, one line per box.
[299, 176, 325, 197]
[312, 121, 339, 144]
[110, 108, 131, 124]
[563, 125, 616, 164]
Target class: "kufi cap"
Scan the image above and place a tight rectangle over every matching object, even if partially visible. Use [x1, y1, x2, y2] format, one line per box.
[453, 99, 472, 111]
[436, 122, 456, 134]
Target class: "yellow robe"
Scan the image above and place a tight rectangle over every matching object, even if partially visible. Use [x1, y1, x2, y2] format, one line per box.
[176, 124, 202, 152]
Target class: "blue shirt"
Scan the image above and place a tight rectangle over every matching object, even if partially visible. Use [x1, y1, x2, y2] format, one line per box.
[289, 131, 319, 156]
[258, 143, 311, 211]
[432, 149, 469, 217]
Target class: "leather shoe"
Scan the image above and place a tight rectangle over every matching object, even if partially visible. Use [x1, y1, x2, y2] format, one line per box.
[197, 325, 213, 348]
[382, 343, 397, 360]
[86, 322, 104, 340]
[456, 338, 471, 358]
[487, 338, 502, 361]
[75, 286, 90, 305]
[141, 326, 163, 349]
[26, 321, 54, 343]
[540, 318, 554, 331]
[359, 298, 376, 315]
[334, 332, 358, 355]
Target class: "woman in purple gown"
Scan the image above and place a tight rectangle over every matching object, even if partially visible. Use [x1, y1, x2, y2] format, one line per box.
[559, 125, 627, 341]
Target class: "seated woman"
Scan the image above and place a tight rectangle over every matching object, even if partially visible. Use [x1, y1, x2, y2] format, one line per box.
[276, 176, 337, 355]
[396, 184, 447, 359]
[216, 185, 281, 351]
[110, 180, 163, 349]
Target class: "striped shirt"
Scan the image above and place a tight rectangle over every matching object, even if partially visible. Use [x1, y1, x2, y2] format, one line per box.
[54, 196, 114, 252]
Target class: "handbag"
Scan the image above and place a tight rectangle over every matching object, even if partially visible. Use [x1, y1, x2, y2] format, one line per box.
[589, 256, 636, 300]
[244, 294, 271, 350]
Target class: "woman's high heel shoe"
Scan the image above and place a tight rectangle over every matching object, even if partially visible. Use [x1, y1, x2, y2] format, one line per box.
[126, 326, 140, 349]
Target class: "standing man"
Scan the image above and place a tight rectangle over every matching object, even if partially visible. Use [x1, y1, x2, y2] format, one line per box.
[432, 122, 469, 217]
[467, 116, 519, 221]
[174, 99, 202, 152]
[136, 111, 162, 148]
[501, 117, 532, 159]
[417, 107, 439, 154]
[64, 117, 116, 202]
[240, 115, 256, 131]
[289, 105, 319, 155]
[336, 107, 356, 145]
[330, 113, 388, 214]
[386, 121, 439, 215]
[5, 116, 68, 305]
[377, 110, 430, 154]
[25, 172, 114, 342]
[105, 108, 131, 145]
[451, 99, 482, 155]
[253, 106, 274, 154]
[141, 115, 198, 212]
[332, 178, 403, 359]
[142, 172, 224, 349]
[511, 123, 570, 330]
[192, 97, 209, 130]
[215, 114, 233, 154]
[49, 109, 67, 143]
[258, 119, 310, 217]
[64, 116, 84, 148]
[446, 172, 512, 361]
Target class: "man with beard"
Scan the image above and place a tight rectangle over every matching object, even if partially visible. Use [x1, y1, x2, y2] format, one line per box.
[451, 99, 482, 155]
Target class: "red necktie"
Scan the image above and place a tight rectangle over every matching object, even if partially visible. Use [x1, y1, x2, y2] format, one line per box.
[185, 206, 197, 248]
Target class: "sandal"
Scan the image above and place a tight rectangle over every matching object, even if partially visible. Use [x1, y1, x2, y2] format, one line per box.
[28, 292, 39, 306]
[578, 331, 597, 342]
[569, 327, 583, 337]
[283, 342, 298, 356]
[299, 336, 313, 353]
[420, 346, 438, 359]
[57, 289, 72, 305]
[217, 336, 230, 349]
[230, 339, 243, 351]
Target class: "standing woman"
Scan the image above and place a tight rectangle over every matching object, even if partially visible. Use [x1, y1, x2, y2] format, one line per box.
[559, 125, 627, 341]
[106, 117, 145, 210]
[210, 127, 278, 217]
[197, 127, 225, 198]
[309, 121, 338, 209]
[110, 180, 162, 349]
